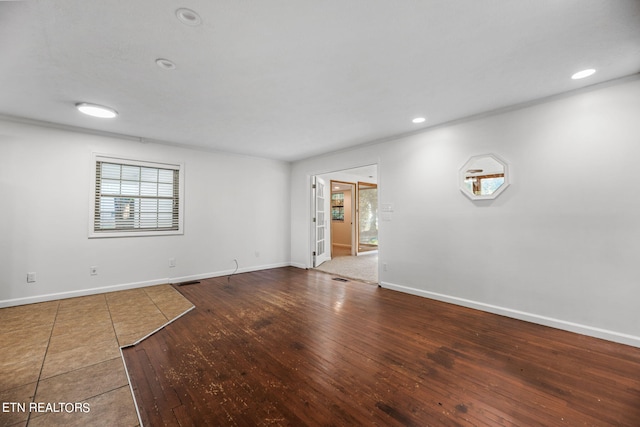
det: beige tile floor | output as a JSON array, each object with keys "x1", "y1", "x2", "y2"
[{"x1": 0, "y1": 285, "x2": 194, "y2": 427}]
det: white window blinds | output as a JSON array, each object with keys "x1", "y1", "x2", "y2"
[{"x1": 92, "y1": 156, "x2": 182, "y2": 236}]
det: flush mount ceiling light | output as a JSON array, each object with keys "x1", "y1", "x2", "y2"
[
  {"x1": 176, "y1": 8, "x2": 201, "y2": 26},
  {"x1": 571, "y1": 69, "x2": 596, "y2": 80},
  {"x1": 412, "y1": 117, "x2": 426, "y2": 124},
  {"x1": 75, "y1": 103, "x2": 118, "y2": 118},
  {"x1": 155, "y1": 58, "x2": 176, "y2": 70}
]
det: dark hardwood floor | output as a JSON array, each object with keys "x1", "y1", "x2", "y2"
[{"x1": 123, "y1": 267, "x2": 640, "y2": 426}]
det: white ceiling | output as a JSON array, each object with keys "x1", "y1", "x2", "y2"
[{"x1": 1, "y1": 1, "x2": 639, "y2": 162}]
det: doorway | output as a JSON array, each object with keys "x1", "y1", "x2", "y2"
[
  {"x1": 312, "y1": 165, "x2": 379, "y2": 283},
  {"x1": 330, "y1": 181, "x2": 356, "y2": 257}
]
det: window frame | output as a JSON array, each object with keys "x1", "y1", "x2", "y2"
[{"x1": 89, "y1": 153, "x2": 184, "y2": 238}]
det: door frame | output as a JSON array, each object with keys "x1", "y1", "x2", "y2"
[
  {"x1": 309, "y1": 163, "x2": 379, "y2": 270},
  {"x1": 329, "y1": 180, "x2": 356, "y2": 257}
]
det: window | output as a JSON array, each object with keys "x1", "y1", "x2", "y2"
[
  {"x1": 90, "y1": 155, "x2": 183, "y2": 237},
  {"x1": 331, "y1": 192, "x2": 344, "y2": 221}
]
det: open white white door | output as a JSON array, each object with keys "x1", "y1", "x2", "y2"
[{"x1": 313, "y1": 176, "x2": 329, "y2": 267}]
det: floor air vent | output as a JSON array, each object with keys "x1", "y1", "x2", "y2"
[
  {"x1": 332, "y1": 277, "x2": 349, "y2": 282},
  {"x1": 174, "y1": 280, "x2": 201, "y2": 286}
]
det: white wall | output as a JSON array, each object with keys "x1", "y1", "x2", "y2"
[
  {"x1": 0, "y1": 119, "x2": 291, "y2": 306},
  {"x1": 291, "y1": 76, "x2": 640, "y2": 347}
]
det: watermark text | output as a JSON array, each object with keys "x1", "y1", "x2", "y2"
[{"x1": 2, "y1": 402, "x2": 90, "y2": 413}]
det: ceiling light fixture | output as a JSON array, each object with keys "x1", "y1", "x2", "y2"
[
  {"x1": 155, "y1": 58, "x2": 176, "y2": 70},
  {"x1": 75, "y1": 103, "x2": 118, "y2": 118},
  {"x1": 412, "y1": 117, "x2": 426, "y2": 124},
  {"x1": 176, "y1": 8, "x2": 202, "y2": 26},
  {"x1": 571, "y1": 69, "x2": 596, "y2": 80}
]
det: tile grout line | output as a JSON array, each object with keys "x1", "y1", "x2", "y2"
[
  {"x1": 104, "y1": 293, "x2": 121, "y2": 348},
  {"x1": 143, "y1": 285, "x2": 192, "y2": 324},
  {"x1": 106, "y1": 292, "x2": 145, "y2": 427},
  {"x1": 25, "y1": 300, "x2": 61, "y2": 426},
  {"x1": 142, "y1": 287, "x2": 170, "y2": 323},
  {"x1": 27, "y1": 356, "x2": 122, "y2": 382}
]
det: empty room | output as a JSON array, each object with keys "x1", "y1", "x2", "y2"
[{"x1": 2, "y1": 1, "x2": 640, "y2": 426}]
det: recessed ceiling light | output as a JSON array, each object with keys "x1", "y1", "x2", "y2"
[
  {"x1": 176, "y1": 8, "x2": 201, "y2": 26},
  {"x1": 75, "y1": 103, "x2": 118, "y2": 118},
  {"x1": 571, "y1": 69, "x2": 596, "y2": 80},
  {"x1": 412, "y1": 117, "x2": 426, "y2": 124},
  {"x1": 156, "y1": 58, "x2": 176, "y2": 70}
]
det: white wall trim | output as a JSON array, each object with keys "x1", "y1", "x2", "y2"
[
  {"x1": 380, "y1": 281, "x2": 640, "y2": 349},
  {"x1": 167, "y1": 262, "x2": 292, "y2": 284},
  {"x1": 0, "y1": 262, "x2": 293, "y2": 308},
  {"x1": 0, "y1": 278, "x2": 169, "y2": 308},
  {"x1": 289, "y1": 262, "x2": 308, "y2": 269},
  {"x1": 0, "y1": 113, "x2": 292, "y2": 164}
]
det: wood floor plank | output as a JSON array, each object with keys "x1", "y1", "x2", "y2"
[
  {"x1": 124, "y1": 346, "x2": 180, "y2": 427},
  {"x1": 122, "y1": 267, "x2": 640, "y2": 426}
]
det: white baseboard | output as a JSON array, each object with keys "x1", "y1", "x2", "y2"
[
  {"x1": 0, "y1": 262, "x2": 293, "y2": 308},
  {"x1": 0, "y1": 278, "x2": 169, "y2": 308},
  {"x1": 167, "y1": 262, "x2": 292, "y2": 284},
  {"x1": 289, "y1": 262, "x2": 308, "y2": 270},
  {"x1": 380, "y1": 281, "x2": 640, "y2": 349}
]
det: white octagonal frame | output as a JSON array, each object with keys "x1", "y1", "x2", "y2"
[{"x1": 459, "y1": 153, "x2": 510, "y2": 201}]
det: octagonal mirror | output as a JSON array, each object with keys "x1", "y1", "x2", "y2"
[{"x1": 459, "y1": 154, "x2": 510, "y2": 200}]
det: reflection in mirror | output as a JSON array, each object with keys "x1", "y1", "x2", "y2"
[{"x1": 459, "y1": 154, "x2": 509, "y2": 200}]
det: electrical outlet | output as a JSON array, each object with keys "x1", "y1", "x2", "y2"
[
  {"x1": 169, "y1": 258, "x2": 176, "y2": 268},
  {"x1": 90, "y1": 266, "x2": 98, "y2": 276},
  {"x1": 254, "y1": 251, "x2": 260, "y2": 258},
  {"x1": 383, "y1": 263, "x2": 388, "y2": 272},
  {"x1": 26, "y1": 272, "x2": 36, "y2": 283}
]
